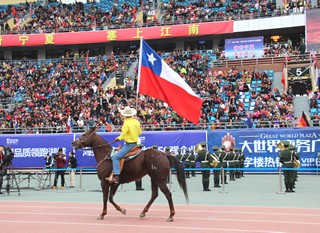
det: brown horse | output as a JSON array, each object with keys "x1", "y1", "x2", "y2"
[{"x1": 71, "y1": 126, "x2": 189, "y2": 222}]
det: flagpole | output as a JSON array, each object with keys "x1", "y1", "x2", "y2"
[{"x1": 135, "y1": 38, "x2": 143, "y2": 110}]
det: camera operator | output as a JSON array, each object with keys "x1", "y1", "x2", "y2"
[
  {"x1": 52, "y1": 148, "x2": 67, "y2": 190},
  {"x1": 0, "y1": 146, "x2": 5, "y2": 194},
  {"x1": 67, "y1": 151, "x2": 77, "y2": 188},
  {"x1": 0, "y1": 146, "x2": 14, "y2": 194}
]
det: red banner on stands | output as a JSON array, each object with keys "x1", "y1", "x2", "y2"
[{"x1": 0, "y1": 21, "x2": 233, "y2": 47}]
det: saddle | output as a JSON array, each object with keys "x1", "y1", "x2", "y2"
[{"x1": 107, "y1": 144, "x2": 143, "y2": 184}]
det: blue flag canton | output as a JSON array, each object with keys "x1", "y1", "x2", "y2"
[{"x1": 141, "y1": 40, "x2": 162, "y2": 76}]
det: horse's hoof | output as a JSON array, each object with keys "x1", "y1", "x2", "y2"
[
  {"x1": 167, "y1": 217, "x2": 173, "y2": 222},
  {"x1": 120, "y1": 208, "x2": 126, "y2": 215},
  {"x1": 97, "y1": 216, "x2": 104, "y2": 220},
  {"x1": 139, "y1": 213, "x2": 146, "y2": 218}
]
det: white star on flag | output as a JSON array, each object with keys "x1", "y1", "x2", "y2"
[
  {"x1": 147, "y1": 52, "x2": 156, "y2": 66},
  {"x1": 138, "y1": 39, "x2": 203, "y2": 124}
]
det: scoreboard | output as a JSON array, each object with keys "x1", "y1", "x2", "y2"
[{"x1": 287, "y1": 67, "x2": 310, "y2": 79}]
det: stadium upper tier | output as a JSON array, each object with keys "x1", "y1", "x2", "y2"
[{"x1": 0, "y1": 0, "x2": 310, "y2": 35}]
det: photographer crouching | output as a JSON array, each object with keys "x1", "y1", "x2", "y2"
[
  {"x1": 52, "y1": 148, "x2": 67, "y2": 190},
  {"x1": 0, "y1": 145, "x2": 14, "y2": 194}
]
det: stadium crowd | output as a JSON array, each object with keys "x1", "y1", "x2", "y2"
[
  {"x1": 0, "y1": 0, "x2": 313, "y2": 34},
  {"x1": 0, "y1": 1, "x2": 318, "y2": 133},
  {"x1": 1, "y1": 45, "x2": 318, "y2": 134}
]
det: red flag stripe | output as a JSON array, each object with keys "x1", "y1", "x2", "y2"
[
  {"x1": 138, "y1": 39, "x2": 203, "y2": 124},
  {"x1": 139, "y1": 66, "x2": 203, "y2": 124}
]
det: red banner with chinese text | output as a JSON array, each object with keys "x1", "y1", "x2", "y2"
[{"x1": 0, "y1": 21, "x2": 233, "y2": 47}]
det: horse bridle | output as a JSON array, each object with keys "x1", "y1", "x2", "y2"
[
  {"x1": 73, "y1": 130, "x2": 96, "y2": 149},
  {"x1": 74, "y1": 131, "x2": 117, "y2": 168},
  {"x1": 75, "y1": 131, "x2": 117, "y2": 150}
]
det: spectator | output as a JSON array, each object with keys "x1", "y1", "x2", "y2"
[
  {"x1": 298, "y1": 40, "x2": 306, "y2": 60},
  {"x1": 44, "y1": 153, "x2": 53, "y2": 169},
  {"x1": 52, "y1": 148, "x2": 67, "y2": 190},
  {"x1": 68, "y1": 151, "x2": 77, "y2": 188}
]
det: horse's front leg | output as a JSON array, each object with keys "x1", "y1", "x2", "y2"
[
  {"x1": 109, "y1": 184, "x2": 126, "y2": 215},
  {"x1": 97, "y1": 181, "x2": 109, "y2": 220}
]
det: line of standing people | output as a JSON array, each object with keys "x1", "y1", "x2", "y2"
[
  {"x1": 175, "y1": 143, "x2": 245, "y2": 191},
  {"x1": 45, "y1": 148, "x2": 77, "y2": 190}
]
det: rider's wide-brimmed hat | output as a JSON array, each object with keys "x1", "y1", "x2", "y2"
[{"x1": 120, "y1": 106, "x2": 137, "y2": 117}]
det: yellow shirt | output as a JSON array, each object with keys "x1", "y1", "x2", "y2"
[{"x1": 118, "y1": 117, "x2": 142, "y2": 143}]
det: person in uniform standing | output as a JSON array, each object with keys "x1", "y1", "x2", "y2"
[
  {"x1": 220, "y1": 145, "x2": 228, "y2": 184},
  {"x1": 289, "y1": 144, "x2": 300, "y2": 189},
  {"x1": 197, "y1": 142, "x2": 211, "y2": 191},
  {"x1": 211, "y1": 146, "x2": 221, "y2": 188},
  {"x1": 175, "y1": 148, "x2": 183, "y2": 163},
  {"x1": 164, "y1": 146, "x2": 171, "y2": 155},
  {"x1": 279, "y1": 141, "x2": 297, "y2": 192},
  {"x1": 184, "y1": 149, "x2": 191, "y2": 178},
  {"x1": 135, "y1": 178, "x2": 144, "y2": 191},
  {"x1": 234, "y1": 148, "x2": 241, "y2": 179},
  {"x1": 189, "y1": 150, "x2": 197, "y2": 177},
  {"x1": 228, "y1": 147, "x2": 236, "y2": 181},
  {"x1": 164, "y1": 146, "x2": 172, "y2": 184},
  {"x1": 239, "y1": 147, "x2": 245, "y2": 177}
]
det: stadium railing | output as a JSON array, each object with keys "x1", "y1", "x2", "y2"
[{"x1": 0, "y1": 119, "x2": 316, "y2": 134}]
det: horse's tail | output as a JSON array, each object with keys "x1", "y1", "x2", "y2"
[{"x1": 167, "y1": 155, "x2": 189, "y2": 204}]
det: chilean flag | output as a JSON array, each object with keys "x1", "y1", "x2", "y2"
[{"x1": 137, "y1": 39, "x2": 203, "y2": 124}]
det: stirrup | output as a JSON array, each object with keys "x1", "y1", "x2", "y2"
[{"x1": 106, "y1": 171, "x2": 114, "y2": 183}]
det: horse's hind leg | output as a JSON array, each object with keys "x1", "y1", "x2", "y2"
[
  {"x1": 109, "y1": 185, "x2": 126, "y2": 215},
  {"x1": 158, "y1": 182, "x2": 175, "y2": 222},
  {"x1": 139, "y1": 180, "x2": 159, "y2": 219},
  {"x1": 98, "y1": 181, "x2": 109, "y2": 220}
]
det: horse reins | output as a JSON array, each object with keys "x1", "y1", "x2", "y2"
[
  {"x1": 75, "y1": 133, "x2": 118, "y2": 168},
  {"x1": 96, "y1": 149, "x2": 112, "y2": 168},
  {"x1": 86, "y1": 139, "x2": 118, "y2": 168}
]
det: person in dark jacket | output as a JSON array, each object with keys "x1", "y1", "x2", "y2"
[
  {"x1": 52, "y1": 148, "x2": 67, "y2": 190},
  {"x1": 0, "y1": 146, "x2": 4, "y2": 194},
  {"x1": 298, "y1": 40, "x2": 306, "y2": 60},
  {"x1": 68, "y1": 151, "x2": 77, "y2": 188},
  {"x1": 197, "y1": 141, "x2": 211, "y2": 191},
  {"x1": 211, "y1": 146, "x2": 221, "y2": 188},
  {"x1": 280, "y1": 141, "x2": 298, "y2": 192},
  {"x1": 45, "y1": 153, "x2": 53, "y2": 168}
]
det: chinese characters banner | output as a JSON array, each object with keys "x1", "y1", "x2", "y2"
[
  {"x1": 0, "y1": 131, "x2": 205, "y2": 168},
  {"x1": 0, "y1": 21, "x2": 233, "y2": 47},
  {"x1": 225, "y1": 36, "x2": 264, "y2": 59},
  {"x1": 306, "y1": 9, "x2": 320, "y2": 52},
  {"x1": 208, "y1": 128, "x2": 320, "y2": 169}
]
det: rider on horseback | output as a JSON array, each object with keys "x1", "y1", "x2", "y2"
[{"x1": 112, "y1": 106, "x2": 142, "y2": 184}]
